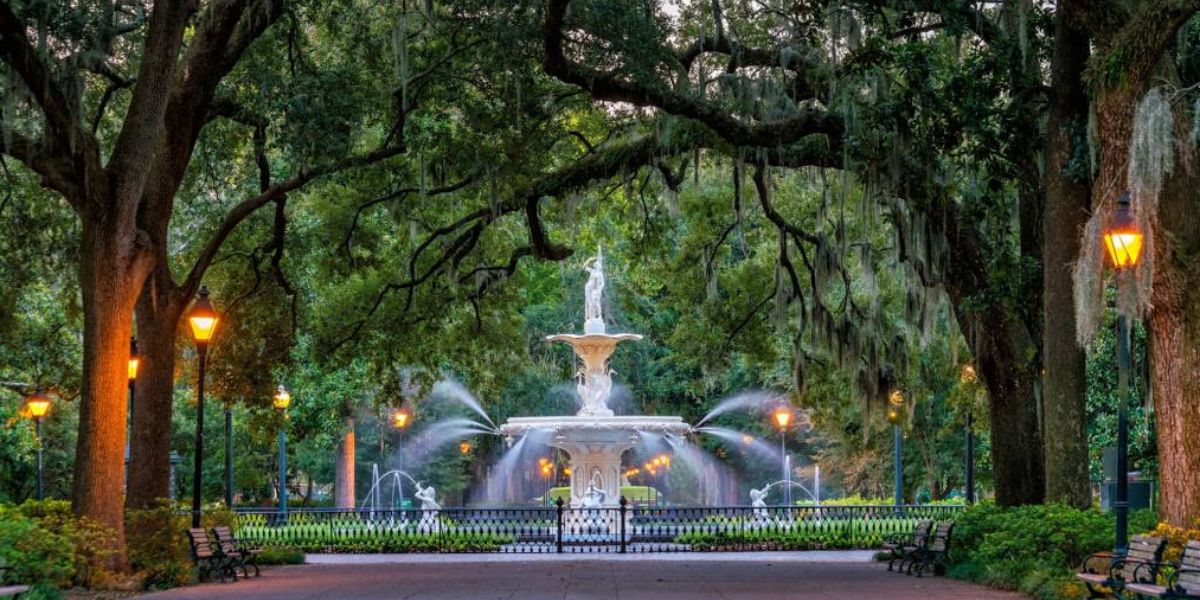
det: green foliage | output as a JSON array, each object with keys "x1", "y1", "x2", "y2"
[
  {"x1": 256, "y1": 547, "x2": 306, "y2": 565},
  {"x1": 947, "y1": 503, "x2": 1159, "y2": 600},
  {"x1": 796, "y1": 495, "x2": 964, "y2": 507},
  {"x1": 0, "y1": 505, "x2": 73, "y2": 593},
  {"x1": 9, "y1": 500, "x2": 116, "y2": 589},
  {"x1": 236, "y1": 514, "x2": 513, "y2": 553},
  {"x1": 546, "y1": 486, "x2": 659, "y2": 504},
  {"x1": 125, "y1": 503, "x2": 192, "y2": 590},
  {"x1": 674, "y1": 515, "x2": 939, "y2": 551}
]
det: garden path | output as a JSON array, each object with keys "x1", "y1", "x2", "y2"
[{"x1": 139, "y1": 552, "x2": 1026, "y2": 599}]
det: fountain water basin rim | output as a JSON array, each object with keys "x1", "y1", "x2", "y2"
[{"x1": 499, "y1": 415, "x2": 692, "y2": 441}]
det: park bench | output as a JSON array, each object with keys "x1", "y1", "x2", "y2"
[
  {"x1": 213, "y1": 525, "x2": 262, "y2": 579},
  {"x1": 1124, "y1": 540, "x2": 1200, "y2": 599},
  {"x1": 909, "y1": 521, "x2": 954, "y2": 577},
  {"x1": 187, "y1": 528, "x2": 235, "y2": 583},
  {"x1": 882, "y1": 520, "x2": 933, "y2": 573},
  {"x1": 1076, "y1": 535, "x2": 1167, "y2": 599}
]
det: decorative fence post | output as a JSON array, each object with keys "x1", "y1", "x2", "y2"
[
  {"x1": 619, "y1": 496, "x2": 628, "y2": 554},
  {"x1": 555, "y1": 498, "x2": 564, "y2": 553}
]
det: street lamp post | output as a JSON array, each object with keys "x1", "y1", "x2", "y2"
[
  {"x1": 1103, "y1": 192, "x2": 1143, "y2": 557},
  {"x1": 391, "y1": 407, "x2": 411, "y2": 511},
  {"x1": 961, "y1": 365, "x2": 978, "y2": 505},
  {"x1": 25, "y1": 390, "x2": 51, "y2": 500},
  {"x1": 186, "y1": 286, "x2": 219, "y2": 527},
  {"x1": 391, "y1": 408, "x2": 411, "y2": 470},
  {"x1": 888, "y1": 390, "x2": 906, "y2": 512},
  {"x1": 273, "y1": 385, "x2": 292, "y2": 520},
  {"x1": 772, "y1": 405, "x2": 793, "y2": 507},
  {"x1": 224, "y1": 402, "x2": 234, "y2": 509},
  {"x1": 539, "y1": 458, "x2": 553, "y2": 506}
]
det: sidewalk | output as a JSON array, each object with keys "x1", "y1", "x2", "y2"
[{"x1": 140, "y1": 552, "x2": 1027, "y2": 599}]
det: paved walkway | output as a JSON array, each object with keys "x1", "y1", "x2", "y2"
[{"x1": 140, "y1": 553, "x2": 1026, "y2": 599}]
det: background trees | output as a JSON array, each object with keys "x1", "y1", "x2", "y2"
[{"x1": 3, "y1": 0, "x2": 1200, "y2": 567}]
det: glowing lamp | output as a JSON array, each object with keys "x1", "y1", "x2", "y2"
[
  {"x1": 742, "y1": 434, "x2": 754, "y2": 445},
  {"x1": 272, "y1": 385, "x2": 292, "y2": 411},
  {"x1": 128, "y1": 337, "x2": 140, "y2": 381},
  {"x1": 887, "y1": 389, "x2": 905, "y2": 425},
  {"x1": 1104, "y1": 193, "x2": 1143, "y2": 269},
  {"x1": 25, "y1": 390, "x2": 51, "y2": 420},
  {"x1": 563, "y1": 467, "x2": 572, "y2": 476},
  {"x1": 773, "y1": 405, "x2": 793, "y2": 430},
  {"x1": 186, "y1": 287, "x2": 219, "y2": 344},
  {"x1": 960, "y1": 364, "x2": 976, "y2": 384},
  {"x1": 459, "y1": 441, "x2": 472, "y2": 455},
  {"x1": 391, "y1": 408, "x2": 411, "y2": 430}
]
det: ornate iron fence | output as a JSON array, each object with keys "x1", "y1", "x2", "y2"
[{"x1": 229, "y1": 500, "x2": 963, "y2": 554}]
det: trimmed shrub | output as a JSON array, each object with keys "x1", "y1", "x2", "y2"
[
  {"x1": 126, "y1": 502, "x2": 192, "y2": 590},
  {"x1": 257, "y1": 547, "x2": 305, "y2": 565},
  {"x1": 946, "y1": 502, "x2": 1159, "y2": 600}
]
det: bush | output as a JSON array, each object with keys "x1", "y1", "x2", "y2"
[
  {"x1": 2, "y1": 500, "x2": 118, "y2": 590},
  {"x1": 796, "y1": 495, "x2": 965, "y2": 507},
  {"x1": 1145, "y1": 519, "x2": 1200, "y2": 562},
  {"x1": 257, "y1": 547, "x2": 305, "y2": 565},
  {"x1": 946, "y1": 502, "x2": 1159, "y2": 600},
  {"x1": 0, "y1": 506, "x2": 74, "y2": 594},
  {"x1": 126, "y1": 502, "x2": 192, "y2": 590},
  {"x1": 673, "y1": 514, "x2": 939, "y2": 550}
]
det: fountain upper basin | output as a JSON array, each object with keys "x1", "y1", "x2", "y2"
[{"x1": 499, "y1": 415, "x2": 692, "y2": 440}]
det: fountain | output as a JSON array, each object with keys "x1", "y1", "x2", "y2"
[{"x1": 499, "y1": 248, "x2": 691, "y2": 507}]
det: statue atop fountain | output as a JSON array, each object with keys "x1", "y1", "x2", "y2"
[{"x1": 583, "y1": 249, "x2": 606, "y2": 334}]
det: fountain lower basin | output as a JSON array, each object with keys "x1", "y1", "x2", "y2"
[{"x1": 500, "y1": 416, "x2": 692, "y2": 507}]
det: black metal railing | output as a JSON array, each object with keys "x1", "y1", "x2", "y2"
[{"x1": 229, "y1": 500, "x2": 963, "y2": 554}]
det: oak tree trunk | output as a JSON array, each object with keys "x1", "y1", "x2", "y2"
[
  {"x1": 1041, "y1": 3, "x2": 1093, "y2": 508},
  {"x1": 970, "y1": 309, "x2": 1046, "y2": 507},
  {"x1": 74, "y1": 219, "x2": 143, "y2": 569},
  {"x1": 126, "y1": 276, "x2": 184, "y2": 509},
  {"x1": 335, "y1": 417, "x2": 356, "y2": 508},
  {"x1": 1150, "y1": 162, "x2": 1200, "y2": 526}
]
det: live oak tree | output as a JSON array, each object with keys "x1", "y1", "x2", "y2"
[
  {"x1": 1068, "y1": 0, "x2": 1200, "y2": 526},
  {"x1": 0, "y1": 0, "x2": 408, "y2": 563}
]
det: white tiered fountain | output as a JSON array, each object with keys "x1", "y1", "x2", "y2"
[{"x1": 499, "y1": 249, "x2": 691, "y2": 508}]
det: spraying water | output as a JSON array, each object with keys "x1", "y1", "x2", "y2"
[
  {"x1": 695, "y1": 390, "x2": 778, "y2": 428},
  {"x1": 431, "y1": 379, "x2": 498, "y2": 431}
]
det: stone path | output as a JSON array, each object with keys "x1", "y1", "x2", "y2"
[{"x1": 140, "y1": 553, "x2": 1026, "y2": 599}]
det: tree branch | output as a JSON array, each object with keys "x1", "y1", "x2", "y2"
[
  {"x1": 543, "y1": 0, "x2": 842, "y2": 148},
  {"x1": 181, "y1": 144, "x2": 406, "y2": 295}
]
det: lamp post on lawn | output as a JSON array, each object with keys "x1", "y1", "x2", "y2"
[
  {"x1": 539, "y1": 458, "x2": 553, "y2": 506},
  {"x1": 960, "y1": 364, "x2": 978, "y2": 505},
  {"x1": 224, "y1": 400, "x2": 234, "y2": 509},
  {"x1": 887, "y1": 390, "x2": 906, "y2": 512},
  {"x1": 1103, "y1": 192, "x2": 1143, "y2": 557},
  {"x1": 24, "y1": 389, "x2": 51, "y2": 500},
  {"x1": 391, "y1": 407, "x2": 412, "y2": 510},
  {"x1": 772, "y1": 405, "x2": 793, "y2": 507},
  {"x1": 186, "y1": 287, "x2": 219, "y2": 527},
  {"x1": 273, "y1": 385, "x2": 292, "y2": 519}
]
